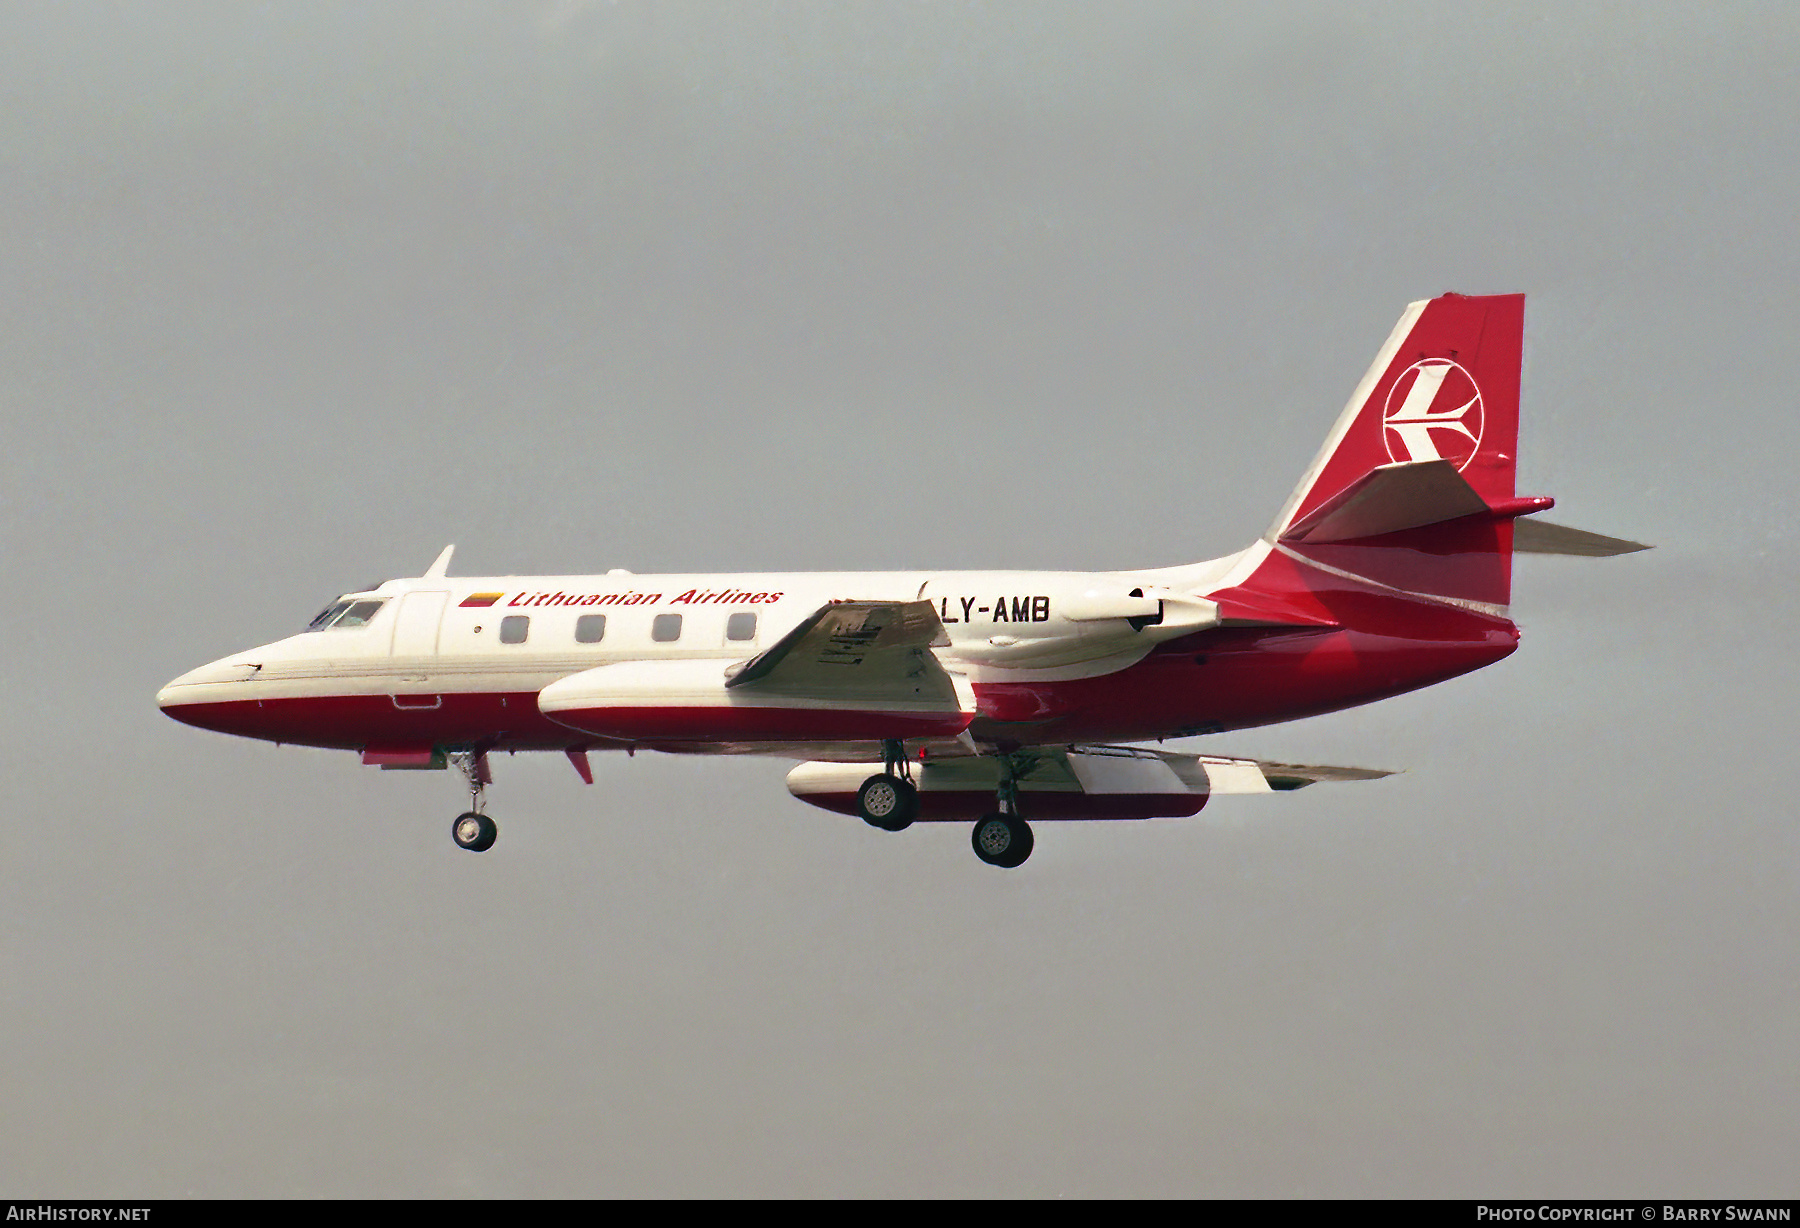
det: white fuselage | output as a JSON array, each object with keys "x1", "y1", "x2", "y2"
[{"x1": 155, "y1": 552, "x2": 1258, "y2": 756}]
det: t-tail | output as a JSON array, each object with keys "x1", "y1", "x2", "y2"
[{"x1": 1235, "y1": 292, "x2": 1644, "y2": 617}]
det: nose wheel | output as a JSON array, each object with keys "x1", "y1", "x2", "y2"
[
  {"x1": 453, "y1": 811, "x2": 498, "y2": 852},
  {"x1": 449, "y1": 749, "x2": 497, "y2": 853}
]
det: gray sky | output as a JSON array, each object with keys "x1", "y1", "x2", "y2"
[{"x1": 4, "y1": 0, "x2": 1796, "y2": 1197}]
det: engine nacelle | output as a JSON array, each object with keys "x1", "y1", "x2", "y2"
[
  {"x1": 946, "y1": 582, "x2": 1220, "y2": 668},
  {"x1": 1060, "y1": 588, "x2": 1165, "y2": 623}
]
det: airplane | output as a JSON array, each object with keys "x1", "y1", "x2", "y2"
[{"x1": 157, "y1": 292, "x2": 1645, "y2": 867}]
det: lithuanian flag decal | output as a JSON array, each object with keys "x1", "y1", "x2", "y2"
[{"x1": 459, "y1": 592, "x2": 505, "y2": 608}]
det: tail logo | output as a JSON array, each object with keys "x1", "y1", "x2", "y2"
[{"x1": 1382, "y1": 358, "x2": 1484, "y2": 470}]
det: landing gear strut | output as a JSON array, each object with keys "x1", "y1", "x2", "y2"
[
  {"x1": 971, "y1": 753, "x2": 1033, "y2": 868},
  {"x1": 449, "y1": 750, "x2": 497, "y2": 853},
  {"x1": 857, "y1": 739, "x2": 919, "y2": 832}
]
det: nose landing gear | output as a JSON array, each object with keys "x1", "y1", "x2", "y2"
[
  {"x1": 452, "y1": 811, "x2": 498, "y2": 852},
  {"x1": 449, "y1": 750, "x2": 497, "y2": 853}
]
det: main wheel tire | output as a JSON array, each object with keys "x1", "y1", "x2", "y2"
[
  {"x1": 971, "y1": 813, "x2": 1034, "y2": 868},
  {"x1": 452, "y1": 811, "x2": 498, "y2": 853},
  {"x1": 857, "y1": 774, "x2": 918, "y2": 832}
]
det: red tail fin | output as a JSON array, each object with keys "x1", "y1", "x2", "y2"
[
  {"x1": 1271, "y1": 293, "x2": 1524, "y2": 537},
  {"x1": 1265, "y1": 293, "x2": 1528, "y2": 609}
]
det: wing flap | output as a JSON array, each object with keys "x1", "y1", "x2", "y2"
[
  {"x1": 1066, "y1": 751, "x2": 1190, "y2": 794},
  {"x1": 1063, "y1": 745, "x2": 1394, "y2": 795}
]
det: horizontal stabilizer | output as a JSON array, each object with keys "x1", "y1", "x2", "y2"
[
  {"x1": 1281, "y1": 460, "x2": 1487, "y2": 543},
  {"x1": 1513, "y1": 518, "x2": 1650, "y2": 556},
  {"x1": 1280, "y1": 460, "x2": 1552, "y2": 544}
]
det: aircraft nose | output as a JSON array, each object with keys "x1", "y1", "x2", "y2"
[{"x1": 156, "y1": 659, "x2": 263, "y2": 716}]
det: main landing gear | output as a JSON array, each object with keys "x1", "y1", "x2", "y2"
[
  {"x1": 970, "y1": 754, "x2": 1033, "y2": 869},
  {"x1": 971, "y1": 813, "x2": 1033, "y2": 869},
  {"x1": 449, "y1": 750, "x2": 497, "y2": 853},
  {"x1": 856, "y1": 740, "x2": 919, "y2": 832},
  {"x1": 856, "y1": 741, "x2": 1037, "y2": 867}
]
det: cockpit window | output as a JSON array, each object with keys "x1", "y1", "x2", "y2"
[
  {"x1": 333, "y1": 600, "x2": 385, "y2": 628},
  {"x1": 305, "y1": 598, "x2": 386, "y2": 631},
  {"x1": 307, "y1": 602, "x2": 352, "y2": 631}
]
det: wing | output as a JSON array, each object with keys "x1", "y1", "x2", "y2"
[
  {"x1": 725, "y1": 599, "x2": 966, "y2": 714},
  {"x1": 786, "y1": 742, "x2": 1393, "y2": 820},
  {"x1": 1060, "y1": 744, "x2": 1393, "y2": 794}
]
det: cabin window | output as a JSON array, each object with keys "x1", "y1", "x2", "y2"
[
  {"x1": 651, "y1": 613, "x2": 683, "y2": 642},
  {"x1": 500, "y1": 615, "x2": 530, "y2": 644},
  {"x1": 575, "y1": 614, "x2": 607, "y2": 644},
  {"x1": 726, "y1": 612, "x2": 757, "y2": 641}
]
